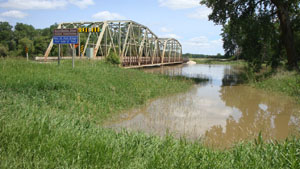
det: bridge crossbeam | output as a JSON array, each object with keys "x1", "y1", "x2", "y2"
[{"x1": 44, "y1": 20, "x2": 183, "y2": 67}]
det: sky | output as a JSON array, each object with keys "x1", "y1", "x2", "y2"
[{"x1": 0, "y1": 0, "x2": 224, "y2": 55}]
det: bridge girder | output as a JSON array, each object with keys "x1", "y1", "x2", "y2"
[{"x1": 44, "y1": 20, "x2": 182, "y2": 66}]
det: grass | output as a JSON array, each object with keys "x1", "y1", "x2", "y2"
[
  {"x1": 252, "y1": 70, "x2": 300, "y2": 102},
  {"x1": 0, "y1": 59, "x2": 193, "y2": 123},
  {"x1": 236, "y1": 65, "x2": 300, "y2": 103},
  {"x1": 192, "y1": 58, "x2": 246, "y2": 65},
  {"x1": 1, "y1": 58, "x2": 300, "y2": 168}
]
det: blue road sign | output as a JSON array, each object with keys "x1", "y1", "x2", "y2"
[{"x1": 53, "y1": 36, "x2": 78, "y2": 44}]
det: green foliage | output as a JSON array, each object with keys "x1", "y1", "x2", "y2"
[
  {"x1": 0, "y1": 22, "x2": 13, "y2": 47},
  {"x1": 14, "y1": 22, "x2": 37, "y2": 42},
  {"x1": 237, "y1": 66, "x2": 300, "y2": 102},
  {"x1": 33, "y1": 36, "x2": 49, "y2": 56},
  {"x1": 192, "y1": 58, "x2": 246, "y2": 65},
  {"x1": 201, "y1": 0, "x2": 300, "y2": 70},
  {"x1": 0, "y1": 22, "x2": 60, "y2": 58},
  {"x1": 0, "y1": 44, "x2": 8, "y2": 57},
  {"x1": 18, "y1": 37, "x2": 34, "y2": 57},
  {"x1": 220, "y1": 11, "x2": 279, "y2": 72},
  {"x1": 183, "y1": 53, "x2": 225, "y2": 58},
  {"x1": 254, "y1": 70, "x2": 300, "y2": 102},
  {"x1": 105, "y1": 50, "x2": 120, "y2": 65},
  {"x1": 1, "y1": 59, "x2": 300, "y2": 168}
]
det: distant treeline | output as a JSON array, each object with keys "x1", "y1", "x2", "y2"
[
  {"x1": 0, "y1": 22, "x2": 93, "y2": 58},
  {"x1": 183, "y1": 53, "x2": 225, "y2": 59},
  {"x1": 0, "y1": 22, "x2": 59, "y2": 58}
]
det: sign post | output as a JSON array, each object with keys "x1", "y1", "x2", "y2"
[
  {"x1": 58, "y1": 44, "x2": 61, "y2": 65},
  {"x1": 78, "y1": 34, "x2": 81, "y2": 58},
  {"x1": 72, "y1": 44, "x2": 75, "y2": 68},
  {"x1": 53, "y1": 28, "x2": 78, "y2": 68},
  {"x1": 25, "y1": 47, "x2": 28, "y2": 61}
]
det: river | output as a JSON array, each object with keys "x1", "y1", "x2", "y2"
[{"x1": 106, "y1": 64, "x2": 300, "y2": 148}]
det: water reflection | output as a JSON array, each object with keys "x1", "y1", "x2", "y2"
[
  {"x1": 205, "y1": 85, "x2": 300, "y2": 147},
  {"x1": 106, "y1": 64, "x2": 300, "y2": 148}
]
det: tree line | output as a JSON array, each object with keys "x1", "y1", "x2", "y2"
[
  {"x1": 0, "y1": 22, "x2": 59, "y2": 58},
  {"x1": 182, "y1": 53, "x2": 224, "y2": 58},
  {"x1": 201, "y1": 0, "x2": 300, "y2": 71}
]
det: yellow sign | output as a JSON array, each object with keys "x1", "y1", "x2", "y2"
[
  {"x1": 80, "y1": 45, "x2": 84, "y2": 53},
  {"x1": 78, "y1": 27, "x2": 100, "y2": 33}
]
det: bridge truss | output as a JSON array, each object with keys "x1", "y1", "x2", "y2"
[{"x1": 44, "y1": 20, "x2": 182, "y2": 67}]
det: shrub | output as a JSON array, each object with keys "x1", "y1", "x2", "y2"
[
  {"x1": 105, "y1": 51, "x2": 120, "y2": 65},
  {"x1": 0, "y1": 44, "x2": 8, "y2": 57}
]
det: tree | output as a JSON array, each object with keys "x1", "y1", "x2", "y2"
[
  {"x1": 33, "y1": 36, "x2": 49, "y2": 56},
  {"x1": 201, "y1": 0, "x2": 299, "y2": 70},
  {"x1": 221, "y1": 14, "x2": 279, "y2": 71},
  {"x1": 0, "y1": 44, "x2": 8, "y2": 57},
  {"x1": 18, "y1": 37, "x2": 34, "y2": 57},
  {"x1": 0, "y1": 22, "x2": 13, "y2": 47},
  {"x1": 14, "y1": 23, "x2": 37, "y2": 42}
]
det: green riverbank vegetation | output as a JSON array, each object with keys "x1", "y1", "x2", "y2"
[
  {"x1": 239, "y1": 68, "x2": 300, "y2": 103},
  {"x1": 191, "y1": 57, "x2": 300, "y2": 103},
  {"x1": 191, "y1": 58, "x2": 246, "y2": 65},
  {"x1": 1, "y1": 58, "x2": 300, "y2": 168},
  {"x1": 254, "y1": 71, "x2": 300, "y2": 102}
]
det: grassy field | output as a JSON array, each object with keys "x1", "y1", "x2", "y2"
[
  {"x1": 251, "y1": 70, "x2": 300, "y2": 103},
  {"x1": 191, "y1": 58, "x2": 245, "y2": 65},
  {"x1": 1, "y1": 59, "x2": 300, "y2": 168}
]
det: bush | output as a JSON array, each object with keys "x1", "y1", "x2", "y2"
[
  {"x1": 105, "y1": 51, "x2": 120, "y2": 65},
  {"x1": 0, "y1": 44, "x2": 8, "y2": 57}
]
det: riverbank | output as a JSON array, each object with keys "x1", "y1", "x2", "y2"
[
  {"x1": 1, "y1": 59, "x2": 299, "y2": 168},
  {"x1": 239, "y1": 67, "x2": 300, "y2": 103},
  {"x1": 191, "y1": 58, "x2": 245, "y2": 65},
  {"x1": 193, "y1": 57, "x2": 300, "y2": 103},
  {"x1": 256, "y1": 72, "x2": 300, "y2": 102}
]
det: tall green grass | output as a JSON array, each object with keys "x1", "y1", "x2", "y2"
[
  {"x1": 254, "y1": 71, "x2": 300, "y2": 102},
  {"x1": 239, "y1": 68, "x2": 300, "y2": 102},
  {"x1": 0, "y1": 59, "x2": 192, "y2": 122},
  {"x1": 1, "y1": 59, "x2": 300, "y2": 168},
  {"x1": 192, "y1": 58, "x2": 246, "y2": 65}
]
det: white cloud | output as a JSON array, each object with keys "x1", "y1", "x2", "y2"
[
  {"x1": 69, "y1": 0, "x2": 94, "y2": 9},
  {"x1": 184, "y1": 36, "x2": 223, "y2": 48},
  {"x1": 160, "y1": 33, "x2": 181, "y2": 39},
  {"x1": 160, "y1": 27, "x2": 171, "y2": 33},
  {"x1": 0, "y1": 10, "x2": 28, "y2": 19},
  {"x1": 158, "y1": 0, "x2": 199, "y2": 10},
  {"x1": 92, "y1": 11, "x2": 125, "y2": 20},
  {"x1": 187, "y1": 7, "x2": 211, "y2": 20},
  {"x1": 0, "y1": 0, "x2": 94, "y2": 10},
  {"x1": 184, "y1": 36, "x2": 210, "y2": 47},
  {"x1": 0, "y1": 17, "x2": 7, "y2": 21},
  {"x1": 182, "y1": 36, "x2": 224, "y2": 54},
  {"x1": 0, "y1": 0, "x2": 67, "y2": 9}
]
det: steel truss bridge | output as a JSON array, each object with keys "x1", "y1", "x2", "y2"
[{"x1": 44, "y1": 20, "x2": 183, "y2": 67}]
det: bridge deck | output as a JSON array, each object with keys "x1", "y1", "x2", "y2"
[
  {"x1": 35, "y1": 56, "x2": 184, "y2": 68},
  {"x1": 124, "y1": 61, "x2": 183, "y2": 69}
]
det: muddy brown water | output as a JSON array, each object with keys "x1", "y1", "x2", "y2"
[{"x1": 106, "y1": 64, "x2": 300, "y2": 148}]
